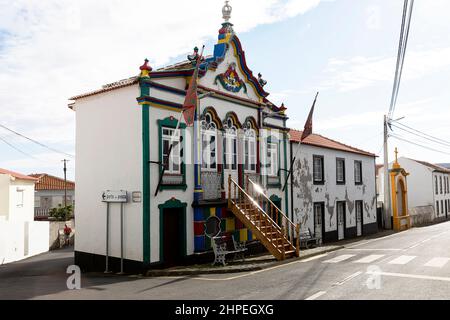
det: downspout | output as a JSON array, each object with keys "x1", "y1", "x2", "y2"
[{"x1": 290, "y1": 140, "x2": 294, "y2": 222}]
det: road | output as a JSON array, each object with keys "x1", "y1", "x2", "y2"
[{"x1": 1, "y1": 221, "x2": 450, "y2": 300}]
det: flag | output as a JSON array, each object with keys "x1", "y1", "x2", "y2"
[
  {"x1": 301, "y1": 92, "x2": 319, "y2": 141},
  {"x1": 182, "y1": 46, "x2": 204, "y2": 126}
]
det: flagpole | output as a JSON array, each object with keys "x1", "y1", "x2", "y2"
[{"x1": 281, "y1": 92, "x2": 319, "y2": 192}]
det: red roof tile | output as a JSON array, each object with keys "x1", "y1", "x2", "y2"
[
  {"x1": 0, "y1": 168, "x2": 38, "y2": 181},
  {"x1": 290, "y1": 130, "x2": 376, "y2": 157},
  {"x1": 28, "y1": 173, "x2": 75, "y2": 191}
]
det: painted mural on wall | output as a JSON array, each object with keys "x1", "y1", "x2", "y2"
[{"x1": 214, "y1": 63, "x2": 247, "y2": 93}]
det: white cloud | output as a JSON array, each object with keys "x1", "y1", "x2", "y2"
[
  {"x1": 0, "y1": 0, "x2": 326, "y2": 174},
  {"x1": 319, "y1": 47, "x2": 450, "y2": 92}
]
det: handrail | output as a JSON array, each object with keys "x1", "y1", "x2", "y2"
[
  {"x1": 228, "y1": 176, "x2": 282, "y2": 234},
  {"x1": 247, "y1": 178, "x2": 297, "y2": 233}
]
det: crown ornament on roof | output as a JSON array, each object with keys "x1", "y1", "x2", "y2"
[
  {"x1": 222, "y1": 1, "x2": 232, "y2": 22},
  {"x1": 139, "y1": 58, "x2": 152, "y2": 78}
]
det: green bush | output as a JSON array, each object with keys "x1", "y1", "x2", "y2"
[{"x1": 49, "y1": 205, "x2": 73, "y2": 221}]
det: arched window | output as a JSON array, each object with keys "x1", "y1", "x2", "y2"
[
  {"x1": 201, "y1": 113, "x2": 217, "y2": 170},
  {"x1": 223, "y1": 117, "x2": 238, "y2": 171},
  {"x1": 243, "y1": 119, "x2": 257, "y2": 172}
]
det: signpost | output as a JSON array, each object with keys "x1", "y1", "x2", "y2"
[{"x1": 102, "y1": 190, "x2": 128, "y2": 274}]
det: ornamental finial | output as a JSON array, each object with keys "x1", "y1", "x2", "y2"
[
  {"x1": 222, "y1": 1, "x2": 232, "y2": 22},
  {"x1": 139, "y1": 58, "x2": 152, "y2": 78}
]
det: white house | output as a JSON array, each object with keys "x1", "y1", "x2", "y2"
[
  {"x1": 29, "y1": 173, "x2": 75, "y2": 219},
  {"x1": 377, "y1": 157, "x2": 450, "y2": 224},
  {"x1": 289, "y1": 130, "x2": 378, "y2": 243},
  {"x1": 0, "y1": 168, "x2": 49, "y2": 264}
]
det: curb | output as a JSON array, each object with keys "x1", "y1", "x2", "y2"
[{"x1": 144, "y1": 245, "x2": 344, "y2": 277}]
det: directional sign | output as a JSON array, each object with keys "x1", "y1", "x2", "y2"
[{"x1": 102, "y1": 190, "x2": 128, "y2": 203}]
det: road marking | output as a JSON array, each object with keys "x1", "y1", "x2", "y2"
[
  {"x1": 323, "y1": 254, "x2": 355, "y2": 263},
  {"x1": 193, "y1": 253, "x2": 331, "y2": 281},
  {"x1": 367, "y1": 270, "x2": 450, "y2": 283},
  {"x1": 346, "y1": 231, "x2": 405, "y2": 248},
  {"x1": 346, "y1": 248, "x2": 402, "y2": 251},
  {"x1": 353, "y1": 254, "x2": 385, "y2": 264},
  {"x1": 300, "y1": 253, "x2": 329, "y2": 262},
  {"x1": 332, "y1": 271, "x2": 363, "y2": 286},
  {"x1": 424, "y1": 257, "x2": 450, "y2": 268},
  {"x1": 405, "y1": 231, "x2": 449, "y2": 250},
  {"x1": 388, "y1": 255, "x2": 416, "y2": 265},
  {"x1": 305, "y1": 291, "x2": 326, "y2": 300}
]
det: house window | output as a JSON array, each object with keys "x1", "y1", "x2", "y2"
[
  {"x1": 354, "y1": 160, "x2": 362, "y2": 184},
  {"x1": 244, "y1": 128, "x2": 256, "y2": 172},
  {"x1": 34, "y1": 197, "x2": 41, "y2": 208},
  {"x1": 441, "y1": 200, "x2": 444, "y2": 214},
  {"x1": 201, "y1": 113, "x2": 217, "y2": 170},
  {"x1": 17, "y1": 189, "x2": 24, "y2": 207},
  {"x1": 440, "y1": 176, "x2": 443, "y2": 194},
  {"x1": 157, "y1": 117, "x2": 187, "y2": 191},
  {"x1": 336, "y1": 158, "x2": 346, "y2": 184},
  {"x1": 435, "y1": 176, "x2": 438, "y2": 195},
  {"x1": 314, "y1": 203, "x2": 323, "y2": 226},
  {"x1": 313, "y1": 155, "x2": 324, "y2": 184},
  {"x1": 162, "y1": 127, "x2": 181, "y2": 174},
  {"x1": 266, "y1": 142, "x2": 279, "y2": 176},
  {"x1": 436, "y1": 201, "x2": 439, "y2": 216},
  {"x1": 224, "y1": 130, "x2": 237, "y2": 171}
]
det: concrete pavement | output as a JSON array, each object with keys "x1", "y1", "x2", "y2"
[{"x1": 1, "y1": 221, "x2": 450, "y2": 299}]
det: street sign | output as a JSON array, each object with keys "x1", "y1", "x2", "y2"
[{"x1": 102, "y1": 190, "x2": 128, "y2": 203}]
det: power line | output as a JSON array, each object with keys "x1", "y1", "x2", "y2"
[
  {"x1": 390, "y1": 134, "x2": 450, "y2": 156},
  {"x1": 0, "y1": 123, "x2": 74, "y2": 158},
  {"x1": 388, "y1": 0, "x2": 414, "y2": 120},
  {"x1": 390, "y1": 122, "x2": 450, "y2": 147},
  {"x1": 0, "y1": 135, "x2": 37, "y2": 159}
]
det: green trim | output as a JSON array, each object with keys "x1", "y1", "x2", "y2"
[
  {"x1": 157, "y1": 117, "x2": 187, "y2": 191},
  {"x1": 142, "y1": 105, "x2": 150, "y2": 264},
  {"x1": 269, "y1": 194, "x2": 282, "y2": 225},
  {"x1": 158, "y1": 198, "x2": 188, "y2": 263}
]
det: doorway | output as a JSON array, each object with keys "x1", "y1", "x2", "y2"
[
  {"x1": 313, "y1": 202, "x2": 324, "y2": 244},
  {"x1": 356, "y1": 201, "x2": 363, "y2": 237},
  {"x1": 159, "y1": 199, "x2": 187, "y2": 267},
  {"x1": 337, "y1": 202, "x2": 346, "y2": 241}
]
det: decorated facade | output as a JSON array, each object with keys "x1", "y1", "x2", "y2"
[{"x1": 70, "y1": 2, "x2": 294, "y2": 271}]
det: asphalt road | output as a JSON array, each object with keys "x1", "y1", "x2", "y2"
[{"x1": 1, "y1": 221, "x2": 450, "y2": 300}]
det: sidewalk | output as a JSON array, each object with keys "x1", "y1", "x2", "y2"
[{"x1": 145, "y1": 229, "x2": 394, "y2": 277}]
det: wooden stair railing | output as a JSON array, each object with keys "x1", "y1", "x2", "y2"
[{"x1": 227, "y1": 175, "x2": 300, "y2": 260}]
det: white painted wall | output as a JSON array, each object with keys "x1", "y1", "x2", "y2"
[
  {"x1": 74, "y1": 84, "x2": 144, "y2": 262},
  {"x1": 0, "y1": 220, "x2": 49, "y2": 265},
  {"x1": 291, "y1": 143, "x2": 377, "y2": 235}
]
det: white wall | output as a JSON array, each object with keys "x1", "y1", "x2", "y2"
[
  {"x1": 291, "y1": 143, "x2": 377, "y2": 235},
  {"x1": 0, "y1": 220, "x2": 49, "y2": 265},
  {"x1": 74, "y1": 84, "x2": 144, "y2": 262},
  {"x1": 8, "y1": 179, "x2": 35, "y2": 222},
  {"x1": 0, "y1": 175, "x2": 9, "y2": 218}
]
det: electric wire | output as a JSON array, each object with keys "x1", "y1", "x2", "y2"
[
  {"x1": 0, "y1": 123, "x2": 74, "y2": 158},
  {"x1": 0, "y1": 135, "x2": 37, "y2": 159},
  {"x1": 390, "y1": 134, "x2": 450, "y2": 156},
  {"x1": 390, "y1": 122, "x2": 450, "y2": 147}
]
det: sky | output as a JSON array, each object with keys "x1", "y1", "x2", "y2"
[{"x1": 1, "y1": 0, "x2": 450, "y2": 181}]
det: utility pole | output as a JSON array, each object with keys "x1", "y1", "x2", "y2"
[
  {"x1": 62, "y1": 159, "x2": 69, "y2": 207},
  {"x1": 383, "y1": 115, "x2": 392, "y2": 229}
]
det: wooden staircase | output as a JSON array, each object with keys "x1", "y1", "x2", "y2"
[{"x1": 227, "y1": 175, "x2": 300, "y2": 261}]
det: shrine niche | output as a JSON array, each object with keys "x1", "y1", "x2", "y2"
[
  {"x1": 390, "y1": 148, "x2": 411, "y2": 231},
  {"x1": 214, "y1": 63, "x2": 247, "y2": 93}
]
